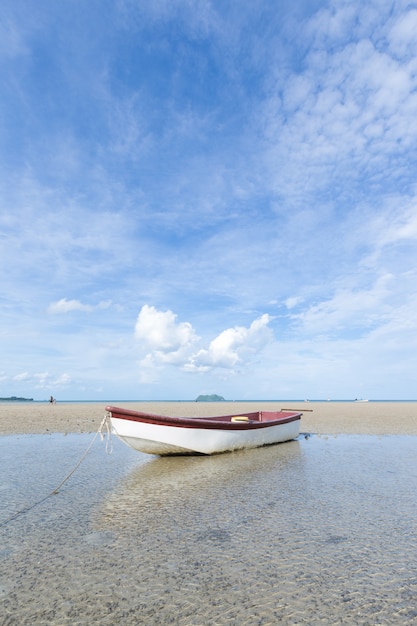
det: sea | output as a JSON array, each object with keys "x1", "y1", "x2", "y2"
[
  {"x1": 2, "y1": 398, "x2": 416, "y2": 402},
  {"x1": 1, "y1": 426, "x2": 416, "y2": 625}
]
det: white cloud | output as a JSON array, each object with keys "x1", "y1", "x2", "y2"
[
  {"x1": 47, "y1": 298, "x2": 113, "y2": 314},
  {"x1": 51, "y1": 373, "x2": 72, "y2": 387},
  {"x1": 388, "y1": 9, "x2": 417, "y2": 56},
  {"x1": 135, "y1": 307, "x2": 273, "y2": 375},
  {"x1": 285, "y1": 297, "x2": 303, "y2": 310},
  {"x1": 135, "y1": 305, "x2": 200, "y2": 367},
  {"x1": 48, "y1": 299, "x2": 93, "y2": 314},
  {"x1": 13, "y1": 372, "x2": 30, "y2": 381},
  {"x1": 378, "y1": 203, "x2": 417, "y2": 245},
  {"x1": 259, "y1": 3, "x2": 417, "y2": 212},
  {"x1": 135, "y1": 305, "x2": 199, "y2": 352},
  {"x1": 32, "y1": 372, "x2": 51, "y2": 387},
  {"x1": 289, "y1": 272, "x2": 416, "y2": 338},
  {"x1": 189, "y1": 314, "x2": 273, "y2": 370},
  {"x1": 8, "y1": 371, "x2": 72, "y2": 390}
]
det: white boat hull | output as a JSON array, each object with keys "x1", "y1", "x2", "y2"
[{"x1": 110, "y1": 416, "x2": 300, "y2": 455}]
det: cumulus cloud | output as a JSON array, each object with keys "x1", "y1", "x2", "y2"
[
  {"x1": 188, "y1": 314, "x2": 273, "y2": 371},
  {"x1": 135, "y1": 306, "x2": 273, "y2": 375},
  {"x1": 135, "y1": 305, "x2": 199, "y2": 366}
]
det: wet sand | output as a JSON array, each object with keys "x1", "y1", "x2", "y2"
[
  {"x1": 1, "y1": 432, "x2": 416, "y2": 625},
  {"x1": 1, "y1": 400, "x2": 417, "y2": 435}
]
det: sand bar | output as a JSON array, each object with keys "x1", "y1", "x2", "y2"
[{"x1": 1, "y1": 401, "x2": 417, "y2": 436}]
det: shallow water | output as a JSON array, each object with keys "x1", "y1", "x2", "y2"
[{"x1": 1, "y1": 433, "x2": 416, "y2": 625}]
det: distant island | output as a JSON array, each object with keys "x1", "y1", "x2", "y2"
[
  {"x1": 0, "y1": 396, "x2": 33, "y2": 401},
  {"x1": 195, "y1": 394, "x2": 225, "y2": 402}
]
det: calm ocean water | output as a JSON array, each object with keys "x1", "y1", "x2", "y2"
[
  {"x1": 1, "y1": 432, "x2": 416, "y2": 625},
  {"x1": 3, "y1": 399, "x2": 417, "y2": 404}
]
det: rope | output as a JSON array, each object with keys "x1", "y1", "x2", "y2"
[
  {"x1": 0, "y1": 414, "x2": 113, "y2": 528},
  {"x1": 101, "y1": 412, "x2": 113, "y2": 454}
]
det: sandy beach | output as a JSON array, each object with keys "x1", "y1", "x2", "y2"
[{"x1": 1, "y1": 400, "x2": 417, "y2": 436}]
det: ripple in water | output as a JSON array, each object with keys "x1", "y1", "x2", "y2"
[{"x1": 0, "y1": 433, "x2": 416, "y2": 624}]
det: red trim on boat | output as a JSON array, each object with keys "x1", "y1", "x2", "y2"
[{"x1": 105, "y1": 406, "x2": 302, "y2": 430}]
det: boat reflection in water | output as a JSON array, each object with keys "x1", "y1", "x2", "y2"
[{"x1": 96, "y1": 439, "x2": 303, "y2": 531}]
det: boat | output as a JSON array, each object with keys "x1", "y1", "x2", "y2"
[{"x1": 105, "y1": 406, "x2": 303, "y2": 456}]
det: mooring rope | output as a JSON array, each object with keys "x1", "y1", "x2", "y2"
[{"x1": 0, "y1": 414, "x2": 112, "y2": 528}]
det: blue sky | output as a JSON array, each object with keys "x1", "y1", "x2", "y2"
[{"x1": 1, "y1": 0, "x2": 417, "y2": 401}]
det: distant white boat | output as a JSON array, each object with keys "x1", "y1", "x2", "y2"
[{"x1": 354, "y1": 399, "x2": 369, "y2": 402}]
